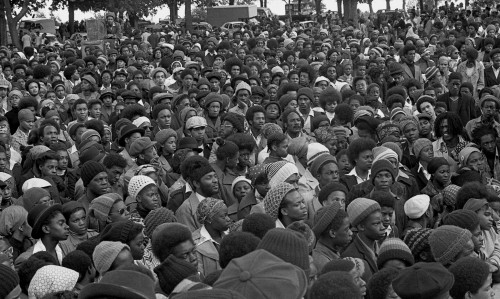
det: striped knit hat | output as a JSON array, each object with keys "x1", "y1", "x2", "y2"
[
  {"x1": 263, "y1": 182, "x2": 296, "y2": 221},
  {"x1": 377, "y1": 238, "x2": 415, "y2": 269},
  {"x1": 425, "y1": 66, "x2": 439, "y2": 80},
  {"x1": 403, "y1": 228, "x2": 433, "y2": 260},
  {"x1": 312, "y1": 201, "x2": 342, "y2": 238},
  {"x1": 347, "y1": 198, "x2": 381, "y2": 227},
  {"x1": 266, "y1": 161, "x2": 299, "y2": 188},
  {"x1": 429, "y1": 225, "x2": 472, "y2": 266},
  {"x1": 306, "y1": 143, "x2": 330, "y2": 167}
]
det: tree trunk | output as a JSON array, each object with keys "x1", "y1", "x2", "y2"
[
  {"x1": 298, "y1": 0, "x2": 301, "y2": 14},
  {"x1": 185, "y1": 0, "x2": 192, "y2": 33},
  {"x1": 260, "y1": 0, "x2": 263, "y2": 7},
  {"x1": 169, "y1": 2, "x2": 175, "y2": 22},
  {"x1": 4, "y1": 0, "x2": 29, "y2": 50},
  {"x1": 264, "y1": 0, "x2": 267, "y2": 7},
  {"x1": 315, "y1": 0, "x2": 322, "y2": 23},
  {"x1": 68, "y1": 1, "x2": 75, "y2": 35},
  {"x1": 386, "y1": 0, "x2": 390, "y2": 9},
  {"x1": 402, "y1": 0, "x2": 406, "y2": 11},
  {"x1": 0, "y1": 0, "x2": 6, "y2": 45},
  {"x1": 368, "y1": 0, "x2": 373, "y2": 13},
  {"x1": 343, "y1": 0, "x2": 357, "y2": 23}
]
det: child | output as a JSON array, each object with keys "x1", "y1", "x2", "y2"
[
  {"x1": 88, "y1": 100, "x2": 102, "y2": 121},
  {"x1": 319, "y1": 87, "x2": 341, "y2": 124},
  {"x1": 370, "y1": 191, "x2": 398, "y2": 240},
  {"x1": 336, "y1": 149, "x2": 353, "y2": 176},
  {"x1": 59, "y1": 201, "x2": 98, "y2": 256},
  {"x1": 228, "y1": 176, "x2": 252, "y2": 221},
  {"x1": 318, "y1": 182, "x2": 348, "y2": 210},
  {"x1": 377, "y1": 238, "x2": 414, "y2": 270}
]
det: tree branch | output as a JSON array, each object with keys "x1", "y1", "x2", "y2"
[{"x1": 13, "y1": 0, "x2": 30, "y2": 23}]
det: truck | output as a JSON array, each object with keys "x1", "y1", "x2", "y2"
[{"x1": 206, "y1": 5, "x2": 258, "y2": 27}]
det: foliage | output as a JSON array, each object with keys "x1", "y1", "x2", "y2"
[{"x1": 51, "y1": 0, "x2": 164, "y2": 18}]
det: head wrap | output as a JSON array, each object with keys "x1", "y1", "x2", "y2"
[
  {"x1": 0, "y1": 205, "x2": 28, "y2": 236},
  {"x1": 196, "y1": 197, "x2": 226, "y2": 225}
]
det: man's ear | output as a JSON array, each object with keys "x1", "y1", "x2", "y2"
[
  {"x1": 328, "y1": 229, "x2": 336, "y2": 239},
  {"x1": 42, "y1": 224, "x2": 50, "y2": 235}
]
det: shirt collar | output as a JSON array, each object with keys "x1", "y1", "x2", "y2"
[
  {"x1": 200, "y1": 225, "x2": 218, "y2": 244},
  {"x1": 195, "y1": 192, "x2": 206, "y2": 203},
  {"x1": 33, "y1": 239, "x2": 63, "y2": 264}
]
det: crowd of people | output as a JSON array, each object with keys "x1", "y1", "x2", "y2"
[{"x1": 1, "y1": 2, "x2": 500, "y2": 299}]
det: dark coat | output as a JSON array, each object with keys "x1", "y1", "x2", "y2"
[
  {"x1": 484, "y1": 65, "x2": 500, "y2": 87},
  {"x1": 341, "y1": 235, "x2": 378, "y2": 274},
  {"x1": 437, "y1": 92, "x2": 477, "y2": 125}
]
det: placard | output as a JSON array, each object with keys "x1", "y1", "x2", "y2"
[{"x1": 86, "y1": 19, "x2": 106, "y2": 41}]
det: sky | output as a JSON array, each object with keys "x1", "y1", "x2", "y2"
[{"x1": 42, "y1": 0, "x2": 404, "y2": 23}]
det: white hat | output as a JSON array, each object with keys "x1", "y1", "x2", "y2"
[
  {"x1": 271, "y1": 66, "x2": 284, "y2": 74},
  {"x1": 172, "y1": 67, "x2": 185, "y2": 74},
  {"x1": 22, "y1": 178, "x2": 51, "y2": 193},
  {"x1": 0, "y1": 172, "x2": 12, "y2": 182},
  {"x1": 128, "y1": 175, "x2": 156, "y2": 200},
  {"x1": 132, "y1": 116, "x2": 151, "y2": 127},
  {"x1": 404, "y1": 195, "x2": 430, "y2": 219},
  {"x1": 314, "y1": 76, "x2": 331, "y2": 85},
  {"x1": 290, "y1": 31, "x2": 297, "y2": 38},
  {"x1": 284, "y1": 39, "x2": 294, "y2": 48},
  {"x1": 186, "y1": 116, "x2": 207, "y2": 130},
  {"x1": 165, "y1": 43, "x2": 174, "y2": 51}
]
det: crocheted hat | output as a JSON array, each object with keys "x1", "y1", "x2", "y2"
[
  {"x1": 263, "y1": 182, "x2": 296, "y2": 221},
  {"x1": 128, "y1": 175, "x2": 156, "y2": 200},
  {"x1": 144, "y1": 207, "x2": 177, "y2": 239},
  {"x1": 404, "y1": 195, "x2": 430, "y2": 219},
  {"x1": 0, "y1": 264, "x2": 19, "y2": 299},
  {"x1": 266, "y1": 161, "x2": 299, "y2": 188}
]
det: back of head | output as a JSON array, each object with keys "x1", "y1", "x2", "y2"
[
  {"x1": 242, "y1": 213, "x2": 275, "y2": 239},
  {"x1": 219, "y1": 231, "x2": 260, "y2": 268},
  {"x1": 309, "y1": 271, "x2": 362, "y2": 299}
]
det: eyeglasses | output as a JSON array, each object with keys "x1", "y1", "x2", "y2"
[
  {"x1": 0, "y1": 246, "x2": 13, "y2": 258},
  {"x1": 118, "y1": 206, "x2": 131, "y2": 215}
]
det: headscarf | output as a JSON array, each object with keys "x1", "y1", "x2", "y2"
[
  {"x1": 196, "y1": 197, "x2": 226, "y2": 225},
  {"x1": 28, "y1": 265, "x2": 79, "y2": 299},
  {"x1": 314, "y1": 126, "x2": 336, "y2": 144},
  {"x1": 0, "y1": 205, "x2": 27, "y2": 236}
]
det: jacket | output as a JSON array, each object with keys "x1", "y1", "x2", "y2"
[
  {"x1": 437, "y1": 92, "x2": 477, "y2": 125},
  {"x1": 484, "y1": 65, "x2": 500, "y2": 88},
  {"x1": 312, "y1": 241, "x2": 340, "y2": 273},
  {"x1": 192, "y1": 227, "x2": 221, "y2": 277},
  {"x1": 175, "y1": 192, "x2": 202, "y2": 232},
  {"x1": 341, "y1": 235, "x2": 379, "y2": 274}
]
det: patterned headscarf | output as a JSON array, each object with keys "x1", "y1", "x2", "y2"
[
  {"x1": 314, "y1": 126, "x2": 336, "y2": 144},
  {"x1": 197, "y1": 197, "x2": 227, "y2": 225},
  {"x1": 28, "y1": 265, "x2": 79, "y2": 299},
  {"x1": 134, "y1": 164, "x2": 157, "y2": 176},
  {"x1": 377, "y1": 121, "x2": 401, "y2": 141},
  {"x1": 261, "y1": 123, "x2": 283, "y2": 139},
  {"x1": 442, "y1": 184, "x2": 461, "y2": 208}
]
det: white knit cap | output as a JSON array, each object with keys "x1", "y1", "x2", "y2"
[
  {"x1": 404, "y1": 195, "x2": 430, "y2": 219},
  {"x1": 22, "y1": 178, "x2": 51, "y2": 193},
  {"x1": 231, "y1": 176, "x2": 252, "y2": 195},
  {"x1": 235, "y1": 81, "x2": 251, "y2": 95},
  {"x1": 267, "y1": 161, "x2": 299, "y2": 188},
  {"x1": 128, "y1": 175, "x2": 156, "y2": 200},
  {"x1": 132, "y1": 116, "x2": 151, "y2": 128},
  {"x1": 306, "y1": 143, "x2": 330, "y2": 167}
]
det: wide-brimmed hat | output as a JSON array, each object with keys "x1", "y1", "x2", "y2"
[
  {"x1": 28, "y1": 204, "x2": 63, "y2": 239},
  {"x1": 118, "y1": 124, "x2": 145, "y2": 147},
  {"x1": 79, "y1": 270, "x2": 156, "y2": 299},
  {"x1": 177, "y1": 137, "x2": 202, "y2": 153}
]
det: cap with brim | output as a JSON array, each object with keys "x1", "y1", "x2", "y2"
[
  {"x1": 29, "y1": 204, "x2": 63, "y2": 239},
  {"x1": 118, "y1": 124, "x2": 145, "y2": 147},
  {"x1": 177, "y1": 137, "x2": 203, "y2": 153},
  {"x1": 417, "y1": 113, "x2": 432, "y2": 120},
  {"x1": 152, "y1": 93, "x2": 174, "y2": 105},
  {"x1": 99, "y1": 91, "x2": 115, "y2": 100},
  {"x1": 22, "y1": 178, "x2": 51, "y2": 193},
  {"x1": 79, "y1": 270, "x2": 156, "y2": 299}
]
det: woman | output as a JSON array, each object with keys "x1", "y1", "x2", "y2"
[
  {"x1": 87, "y1": 193, "x2": 130, "y2": 233},
  {"x1": 455, "y1": 146, "x2": 494, "y2": 186},
  {"x1": 133, "y1": 116, "x2": 153, "y2": 139},
  {"x1": 340, "y1": 138, "x2": 376, "y2": 192},
  {"x1": 100, "y1": 219, "x2": 146, "y2": 262},
  {"x1": 432, "y1": 112, "x2": 468, "y2": 173},
  {"x1": 193, "y1": 197, "x2": 230, "y2": 277},
  {"x1": 227, "y1": 133, "x2": 257, "y2": 176},
  {"x1": 456, "y1": 46, "x2": 484, "y2": 102},
  {"x1": 421, "y1": 157, "x2": 451, "y2": 204},
  {"x1": 0, "y1": 205, "x2": 32, "y2": 262},
  {"x1": 155, "y1": 128, "x2": 178, "y2": 184},
  {"x1": 203, "y1": 94, "x2": 223, "y2": 140},
  {"x1": 399, "y1": 116, "x2": 420, "y2": 169},
  {"x1": 211, "y1": 139, "x2": 240, "y2": 207},
  {"x1": 59, "y1": 201, "x2": 98, "y2": 255}
]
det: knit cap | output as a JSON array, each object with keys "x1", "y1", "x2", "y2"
[
  {"x1": 235, "y1": 81, "x2": 251, "y2": 95},
  {"x1": 297, "y1": 87, "x2": 314, "y2": 101},
  {"x1": 463, "y1": 198, "x2": 489, "y2": 212},
  {"x1": 442, "y1": 209, "x2": 480, "y2": 231},
  {"x1": 278, "y1": 94, "x2": 296, "y2": 110},
  {"x1": 0, "y1": 205, "x2": 28, "y2": 236},
  {"x1": 257, "y1": 228, "x2": 310, "y2": 272},
  {"x1": 155, "y1": 129, "x2": 178, "y2": 145},
  {"x1": 144, "y1": 207, "x2": 177, "y2": 239},
  {"x1": 458, "y1": 147, "x2": 481, "y2": 167},
  {"x1": 93, "y1": 241, "x2": 130, "y2": 275},
  {"x1": 45, "y1": 110, "x2": 59, "y2": 119},
  {"x1": 403, "y1": 228, "x2": 433, "y2": 259},
  {"x1": 347, "y1": 198, "x2": 381, "y2": 227},
  {"x1": 371, "y1": 46, "x2": 384, "y2": 57},
  {"x1": 310, "y1": 154, "x2": 336, "y2": 178},
  {"x1": 287, "y1": 136, "x2": 308, "y2": 158},
  {"x1": 375, "y1": 121, "x2": 398, "y2": 141},
  {"x1": 369, "y1": 159, "x2": 397, "y2": 185},
  {"x1": 392, "y1": 262, "x2": 454, "y2": 299},
  {"x1": 306, "y1": 143, "x2": 330, "y2": 167},
  {"x1": 425, "y1": 66, "x2": 439, "y2": 80},
  {"x1": 377, "y1": 238, "x2": 415, "y2": 269},
  {"x1": 318, "y1": 182, "x2": 348, "y2": 205},
  {"x1": 261, "y1": 123, "x2": 283, "y2": 139},
  {"x1": 20, "y1": 187, "x2": 51, "y2": 212},
  {"x1": 18, "y1": 108, "x2": 34, "y2": 122},
  {"x1": 372, "y1": 146, "x2": 398, "y2": 164},
  {"x1": 263, "y1": 182, "x2": 296, "y2": 221},
  {"x1": 100, "y1": 220, "x2": 137, "y2": 243},
  {"x1": 266, "y1": 161, "x2": 299, "y2": 188},
  {"x1": 413, "y1": 138, "x2": 432, "y2": 158},
  {"x1": 442, "y1": 184, "x2": 460, "y2": 208},
  {"x1": 398, "y1": 115, "x2": 418, "y2": 132},
  {"x1": 0, "y1": 264, "x2": 19, "y2": 299},
  {"x1": 80, "y1": 160, "x2": 107, "y2": 187},
  {"x1": 381, "y1": 142, "x2": 403, "y2": 162},
  {"x1": 312, "y1": 201, "x2": 342, "y2": 237},
  {"x1": 80, "y1": 129, "x2": 101, "y2": 142},
  {"x1": 427, "y1": 157, "x2": 449, "y2": 174},
  {"x1": 154, "y1": 254, "x2": 198, "y2": 295},
  {"x1": 89, "y1": 193, "x2": 122, "y2": 221},
  {"x1": 128, "y1": 175, "x2": 156, "y2": 200},
  {"x1": 231, "y1": 176, "x2": 252, "y2": 196},
  {"x1": 404, "y1": 195, "x2": 430, "y2": 219},
  {"x1": 429, "y1": 225, "x2": 473, "y2": 265}
]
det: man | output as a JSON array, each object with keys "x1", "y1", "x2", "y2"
[
  {"x1": 484, "y1": 48, "x2": 500, "y2": 88},
  {"x1": 474, "y1": 125, "x2": 500, "y2": 180},
  {"x1": 229, "y1": 82, "x2": 252, "y2": 117},
  {"x1": 246, "y1": 106, "x2": 266, "y2": 154},
  {"x1": 124, "y1": 137, "x2": 159, "y2": 184},
  {"x1": 105, "y1": 12, "x2": 122, "y2": 38},
  {"x1": 392, "y1": 262, "x2": 454, "y2": 299},
  {"x1": 465, "y1": 95, "x2": 500, "y2": 139},
  {"x1": 208, "y1": 112, "x2": 245, "y2": 163},
  {"x1": 401, "y1": 44, "x2": 424, "y2": 85},
  {"x1": 103, "y1": 153, "x2": 127, "y2": 198},
  {"x1": 175, "y1": 156, "x2": 219, "y2": 232},
  {"x1": 0, "y1": 79, "x2": 11, "y2": 116},
  {"x1": 68, "y1": 99, "x2": 90, "y2": 127},
  {"x1": 118, "y1": 123, "x2": 144, "y2": 172},
  {"x1": 15, "y1": 204, "x2": 67, "y2": 271},
  {"x1": 203, "y1": 37, "x2": 218, "y2": 67},
  {"x1": 437, "y1": 72, "x2": 477, "y2": 125},
  {"x1": 411, "y1": 138, "x2": 434, "y2": 190},
  {"x1": 77, "y1": 161, "x2": 111, "y2": 211},
  {"x1": 312, "y1": 202, "x2": 352, "y2": 273},
  {"x1": 296, "y1": 87, "x2": 324, "y2": 135},
  {"x1": 342, "y1": 197, "x2": 385, "y2": 274},
  {"x1": 38, "y1": 119, "x2": 60, "y2": 147},
  {"x1": 185, "y1": 116, "x2": 211, "y2": 159}
]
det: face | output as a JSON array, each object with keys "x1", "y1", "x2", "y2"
[
  {"x1": 68, "y1": 209, "x2": 87, "y2": 235},
  {"x1": 39, "y1": 159, "x2": 58, "y2": 177},
  {"x1": 196, "y1": 171, "x2": 219, "y2": 196},
  {"x1": 355, "y1": 150, "x2": 373, "y2": 171},
  {"x1": 137, "y1": 184, "x2": 160, "y2": 211},
  {"x1": 325, "y1": 191, "x2": 346, "y2": 210},
  {"x1": 349, "y1": 267, "x2": 367, "y2": 297},
  {"x1": 75, "y1": 103, "x2": 88, "y2": 121},
  {"x1": 273, "y1": 138, "x2": 289, "y2": 158},
  {"x1": 480, "y1": 134, "x2": 496, "y2": 154},
  {"x1": 418, "y1": 119, "x2": 432, "y2": 136},
  {"x1": 87, "y1": 172, "x2": 110, "y2": 195},
  {"x1": 477, "y1": 205, "x2": 494, "y2": 231},
  {"x1": 281, "y1": 190, "x2": 307, "y2": 221},
  {"x1": 190, "y1": 126, "x2": 205, "y2": 142},
  {"x1": 470, "y1": 273, "x2": 495, "y2": 299},
  {"x1": 107, "y1": 165, "x2": 124, "y2": 186},
  {"x1": 28, "y1": 82, "x2": 39, "y2": 95},
  {"x1": 317, "y1": 162, "x2": 339, "y2": 187},
  {"x1": 373, "y1": 170, "x2": 393, "y2": 191},
  {"x1": 359, "y1": 211, "x2": 385, "y2": 240},
  {"x1": 233, "y1": 181, "x2": 251, "y2": 200},
  {"x1": 380, "y1": 206, "x2": 394, "y2": 228},
  {"x1": 251, "y1": 112, "x2": 265, "y2": 131},
  {"x1": 208, "y1": 206, "x2": 231, "y2": 232},
  {"x1": 286, "y1": 112, "x2": 302, "y2": 134},
  {"x1": 439, "y1": 119, "x2": 454, "y2": 141},
  {"x1": 349, "y1": 99, "x2": 361, "y2": 113},
  {"x1": 433, "y1": 165, "x2": 451, "y2": 186},
  {"x1": 481, "y1": 101, "x2": 497, "y2": 119},
  {"x1": 109, "y1": 200, "x2": 130, "y2": 223},
  {"x1": 403, "y1": 123, "x2": 419, "y2": 143},
  {"x1": 44, "y1": 212, "x2": 69, "y2": 241},
  {"x1": 129, "y1": 232, "x2": 145, "y2": 260},
  {"x1": 172, "y1": 240, "x2": 198, "y2": 268}
]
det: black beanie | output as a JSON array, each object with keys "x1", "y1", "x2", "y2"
[
  {"x1": 442, "y1": 209, "x2": 480, "y2": 231},
  {"x1": 154, "y1": 254, "x2": 198, "y2": 295},
  {"x1": 0, "y1": 264, "x2": 19, "y2": 298},
  {"x1": 81, "y1": 160, "x2": 107, "y2": 187}
]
